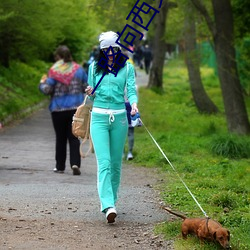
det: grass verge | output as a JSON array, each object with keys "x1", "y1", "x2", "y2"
[
  {"x1": 128, "y1": 58, "x2": 250, "y2": 250},
  {"x1": 0, "y1": 60, "x2": 50, "y2": 125}
]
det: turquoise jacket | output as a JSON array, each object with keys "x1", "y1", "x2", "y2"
[{"x1": 88, "y1": 62, "x2": 138, "y2": 110}]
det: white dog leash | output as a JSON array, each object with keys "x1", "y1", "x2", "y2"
[{"x1": 139, "y1": 118, "x2": 209, "y2": 218}]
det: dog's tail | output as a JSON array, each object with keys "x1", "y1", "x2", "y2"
[{"x1": 162, "y1": 206, "x2": 187, "y2": 220}]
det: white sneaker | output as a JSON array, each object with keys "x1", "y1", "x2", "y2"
[
  {"x1": 127, "y1": 152, "x2": 133, "y2": 160},
  {"x1": 53, "y1": 168, "x2": 64, "y2": 173},
  {"x1": 105, "y1": 207, "x2": 117, "y2": 223}
]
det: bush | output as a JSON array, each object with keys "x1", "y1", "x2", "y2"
[
  {"x1": 210, "y1": 135, "x2": 250, "y2": 159},
  {"x1": 0, "y1": 60, "x2": 48, "y2": 122},
  {"x1": 210, "y1": 191, "x2": 237, "y2": 209}
]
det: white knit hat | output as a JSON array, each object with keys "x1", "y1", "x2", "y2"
[{"x1": 99, "y1": 31, "x2": 121, "y2": 49}]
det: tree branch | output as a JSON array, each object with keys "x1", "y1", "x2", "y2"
[
  {"x1": 167, "y1": 2, "x2": 178, "y2": 9},
  {"x1": 190, "y1": 0, "x2": 216, "y2": 37}
]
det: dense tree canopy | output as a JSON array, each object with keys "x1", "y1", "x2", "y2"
[
  {"x1": 232, "y1": 0, "x2": 250, "y2": 39},
  {"x1": 0, "y1": 0, "x2": 249, "y2": 134},
  {"x1": 0, "y1": 0, "x2": 99, "y2": 66}
]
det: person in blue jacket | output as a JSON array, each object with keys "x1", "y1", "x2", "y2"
[
  {"x1": 85, "y1": 31, "x2": 139, "y2": 223},
  {"x1": 39, "y1": 45, "x2": 87, "y2": 175}
]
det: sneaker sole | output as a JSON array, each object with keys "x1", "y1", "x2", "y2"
[
  {"x1": 72, "y1": 168, "x2": 81, "y2": 175},
  {"x1": 107, "y1": 212, "x2": 117, "y2": 223}
]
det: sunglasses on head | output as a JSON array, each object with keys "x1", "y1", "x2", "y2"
[{"x1": 102, "y1": 47, "x2": 119, "y2": 53}]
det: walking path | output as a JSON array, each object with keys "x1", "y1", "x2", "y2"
[{"x1": 0, "y1": 70, "x2": 173, "y2": 249}]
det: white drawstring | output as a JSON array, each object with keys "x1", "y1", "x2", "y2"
[
  {"x1": 109, "y1": 112, "x2": 115, "y2": 124},
  {"x1": 92, "y1": 107, "x2": 124, "y2": 125}
]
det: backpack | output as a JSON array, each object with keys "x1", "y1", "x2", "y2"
[{"x1": 72, "y1": 95, "x2": 93, "y2": 158}]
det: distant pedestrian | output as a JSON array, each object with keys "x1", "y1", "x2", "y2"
[
  {"x1": 85, "y1": 31, "x2": 138, "y2": 223},
  {"x1": 123, "y1": 51, "x2": 138, "y2": 161},
  {"x1": 133, "y1": 45, "x2": 144, "y2": 69},
  {"x1": 143, "y1": 45, "x2": 152, "y2": 74},
  {"x1": 125, "y1": 101, "x2": 135, "y2": 160},
  {"x1": 39, "y1": 45, "x2": 88, "y2": 175},
  {"x1": 87, "y1": 46, "x2": 99, "y2": 70}
]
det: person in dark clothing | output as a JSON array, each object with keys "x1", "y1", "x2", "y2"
[
  {"x1": 125, "y1": 102, "x2": 134, "y2": 160},
  {"x1": 133, "y1": 45, "x2": 144, "y2": 69},
  {"x1": 143, "y1": 45, "x2": 152, "y2": 74}
]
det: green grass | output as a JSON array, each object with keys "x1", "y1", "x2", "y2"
[
  {"x1": 128, "y1": 58, "x2": 250, "y2": 250},
  {"x1": 0, "y1": 60, "x2": 50, "y2": 123}
]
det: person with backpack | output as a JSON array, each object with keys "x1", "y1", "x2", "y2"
[
  {"x1": 39, "y1": 45, "x2": 88, "y2": 175},
  {"x1": 85, "y1": 31, "x2": 138, "y2": 223}
]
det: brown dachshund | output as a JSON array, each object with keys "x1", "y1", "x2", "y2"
[{"x1": 162, "y1": 207, "x2": 231, "y2": 249}]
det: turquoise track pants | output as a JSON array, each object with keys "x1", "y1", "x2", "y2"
[{"x1": 90, "y1": 111, "x2": 128, "y2": 212}]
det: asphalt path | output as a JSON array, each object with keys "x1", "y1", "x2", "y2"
[{"x1": 0, "y1": 69, "x2": 172, "y2": 249}]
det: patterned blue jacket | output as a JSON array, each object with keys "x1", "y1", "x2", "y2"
[{"x1": 39, "y1": 67, "x2": 87, "y2": 112}]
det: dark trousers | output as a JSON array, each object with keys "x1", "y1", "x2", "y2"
[
  {"x1": 144, "y1": 59, "x2": 151, "y2": 74},
  {"x1": 127, "y1": 127, "x2": 134, "y2": 152},
  {"x1": 51, "y1": 110, "x2": 80, "y2": 171},
  {"x1": 125, "y1": 102, "x2": 134, "y2": 153}
]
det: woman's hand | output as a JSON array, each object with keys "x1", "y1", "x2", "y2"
[
  {"x1": 85, "y1": 85, "x2": 95, "y2": 96},
  {"x1": 131, "y1": 103, "x2": 138, "y2": 116},
  {"x1": 40, "y1": 74, "x2": 47, "y2": 84}
]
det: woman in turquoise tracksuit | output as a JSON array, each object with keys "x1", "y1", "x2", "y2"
[{"x1": 86, "y1": 31, "x2": 138, "y2": 223}]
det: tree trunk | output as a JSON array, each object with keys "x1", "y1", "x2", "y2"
[
  {"x1": 212, "y1": 0, "x2": 250, "y2": 134},
  {"x1": 147, "y1": 0, "x2": 169, "y2": 89},
  {"x1": 184, "y1": 4, "x2": 218, "y2": 114}
]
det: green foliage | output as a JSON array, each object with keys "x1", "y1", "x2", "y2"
[
  {"x1": 0, "y1": 60, "x2": 49, "y2": 122},
  {"x1": 91, "y1": 0, "x2": 138, "y2": 33},
  {"x1": 210, "y1": 135, "x2": 250, "y2": 159},
  {"x1": 232, "y1": 0, "x2": 250, "y2": 39},
  {"x1": 201, "y1": 121, "x2": 217, "y2": 136},
  {"x1": 0, "y1": 0, "x2": 99, "y2": 66},
  {"x1": 92, "y1": 0, "x2": 160, "y2": 47},
  {"x1": 210, "y1": 191, "x2": 238, "y2": 209},
  {"x1": 129, "y1": 58, "x2": 250, "y2": 249},
  {"x1": 164, "y1": 2, "x2": 184, "y2": 44},
  {"x1": 236, "y1": 37, "x2": 250, "y2": 95},
  {"x1": 233, "y1": 0, "x2": 250, "y2": 101},
  {"x1": 154, "y1": 221, "x2": 181, "y2": 240},
  {"x1": 163, "y1": 0, "x2": 212, "y2": 45}
]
